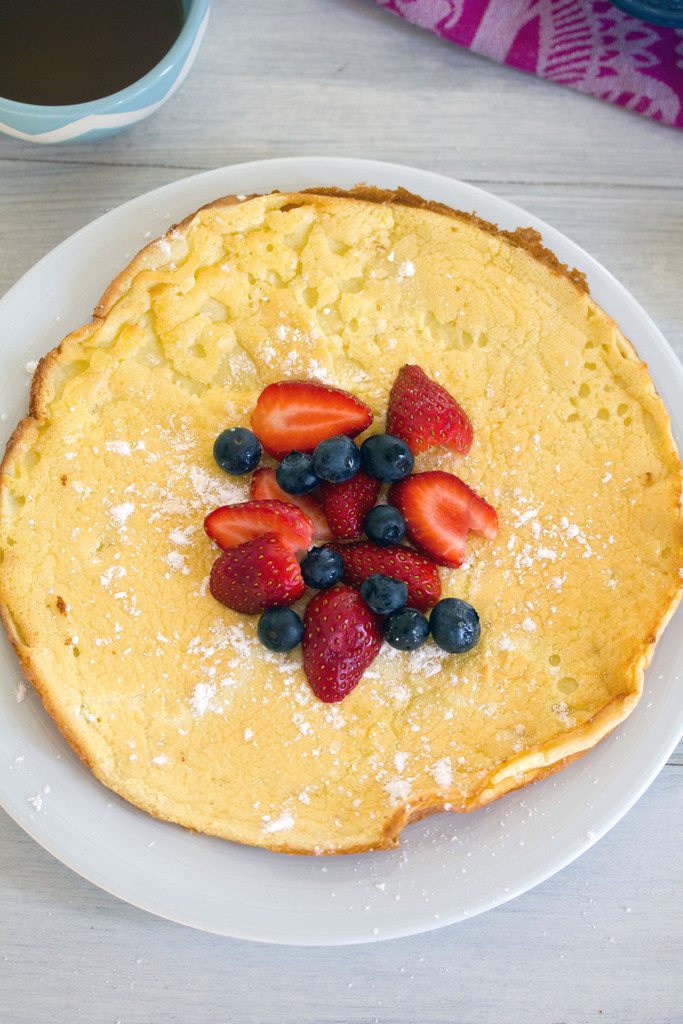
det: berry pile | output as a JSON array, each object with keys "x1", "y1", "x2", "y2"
[{"x1": 202, "y1": 368, "x2": 498, "y2": 703}]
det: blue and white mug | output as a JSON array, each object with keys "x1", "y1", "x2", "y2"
[{"x1": 0, "y1": 0, "x2": 210, "y2": 144}]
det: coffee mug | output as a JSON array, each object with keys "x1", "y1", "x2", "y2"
[{"x1": 0, "y1": 0, "x2": 210, "y2": 144}]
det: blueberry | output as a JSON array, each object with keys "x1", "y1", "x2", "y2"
[
  {"x1": 300, "y1": 546, "x2": 344, "y2": 589},
  {"x1": 363, "y1": 504, "x2": 406, "y2": 546},
  {"x1": 382, "y1": 607, "x2": 429, "y2": 651},
  {"x1": 360, "y1": 574, "x2": 408, "y2": 616},
  {"x1": 429, "y1": 598, "x2": 480, "y2": 653},
  {"x1": 257, "y1": 607, "x2": 303, "y2": 652},
  {"x1": 360, "y1": 434, "x2": 414, "y2": 482},
  {"x1": 275, "y1": 451, "x2": 319, "y2": 494},
  {"x1": 213, "y1": 427, "x2": 262, "y2": 476},
  {"x1": 312, "y1": 435, "x2": 361, "y2": 483}
]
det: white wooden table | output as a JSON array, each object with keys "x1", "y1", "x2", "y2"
[{"x1": 1, "y1": 3, "x2": 681, "y2": 1021}]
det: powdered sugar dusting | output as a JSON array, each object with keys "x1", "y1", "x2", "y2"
[
  {"x1": 105, "y1": 440, "x2": 132, "y2": 456},
  {"x1": 263, "y1": 813, "x2": 295, "y2": 834},
  {"x1": 385, "y1": 779, "x2": 411, "y2": 804},
  {"x1": 307, "y1": 359, "x2": 331, "y2": 382},
  {"x1": 166, "y1": 551, "x2": 190, "y2": 575},
  {"x1": 409, "y1": 645, "x2": 449, "y2": 677},
  {"x1": 432, "y1": 758, "x2": 453, "y2": 788},
  {"x1": 190, "y1": 682, "x2": 217, "y2": 716},
  {"x1": 169, "y1": 526, "x2": 194, "y2": 546},
  {"x1": 110, "y1": 502, "x2": 134, "y2": 529},
  {"x1": 188, "y1": 465, "x2": 246, "y2": 508},
  {"x1": 552, "y1": 701, "x2": 575, "y2": 728},
  {"x1": 100, "y1": 565, "x2": 126, "y2": 589}
]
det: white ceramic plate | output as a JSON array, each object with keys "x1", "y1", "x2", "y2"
[{"x1": 1, "y1": 158, "x2": 681, "y2": 945}]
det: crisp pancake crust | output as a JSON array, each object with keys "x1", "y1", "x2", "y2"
[{"x1": 1, "y1": 187, "x2": 681, "y2": 854}]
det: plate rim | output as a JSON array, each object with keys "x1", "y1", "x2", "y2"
[{"x1": 0, "y1": 155, "x2": 681, "y2": 945}]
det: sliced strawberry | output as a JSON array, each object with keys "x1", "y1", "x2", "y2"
[
  {"x1": 387, "y1": 364, "x2": 473, "y2": 455},
  {"x1": 389, "y1": 471, "x2": 497, "y2": 568},
  {"x1": 330, "y1": 541, "x2": 441, "y2": 611},
  {"x1": 251, "y1": 380, "x2": 373, "y2": 459},
  {"x1": 319, "y1": 471, "x2": 381, "y2": 541},
  {"x1": 302, "y1": 585, "x2": 383, "y2": 703},
  {"x1": 204, "y1": 499, "x2": 313, "y2": 554},
  {"x1": 209, "y1": 533, "x2": 305, "y2": 614},
  {"x1": 250, "y1": 467, "x2": 332, "y2": 542}
]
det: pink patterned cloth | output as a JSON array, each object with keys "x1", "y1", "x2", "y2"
[{"x1": 375, "y1": 1, "x2": 683, "y2": 128}]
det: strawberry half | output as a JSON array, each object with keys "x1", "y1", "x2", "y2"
[
  {"x1": 251, "y1": 380, "x2": 372, "y2": 459},
  {"x1": 330, "y1": 541, "x2": 441, "y2": 612},
  {"x1": 319, "y1": 471, "x2": 381, "y2": 541},
  {"x1": 209, "y1": 533, "x2": 306, "y2": 614},
  {"x1": 204, "y1": 499, "x2": 313, "y2": 554},
  {"x1": 250, "y1": 467, "x2": 332, "y2": 543},
  {"x1": 387, "y1": 364, "x2": 473, "y2": 455},
  {"x1": 389, "y1": 471, "x2": 498, "y2": 568},
  {"x1": 302, "y1": 585, "x2": 383, "y2": 703}
]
